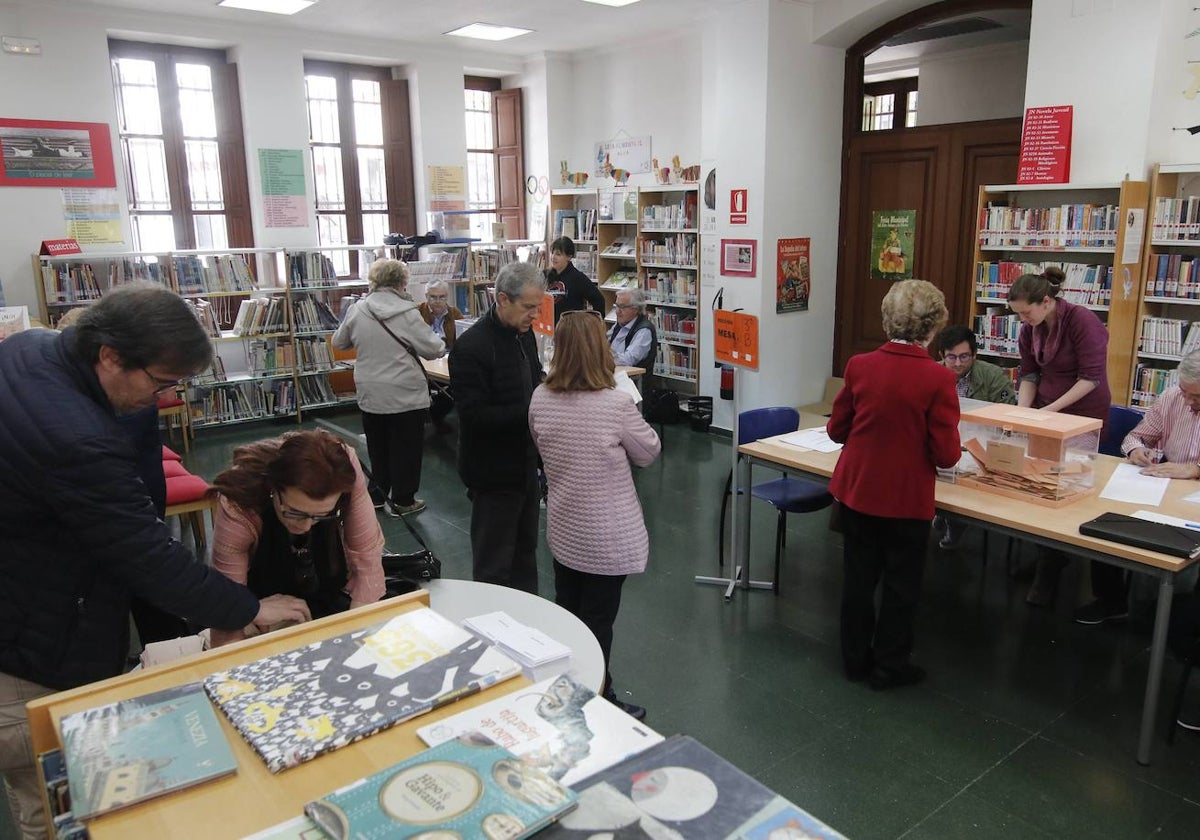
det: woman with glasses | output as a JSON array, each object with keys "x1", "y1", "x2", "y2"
[
  {"x1": 207, "y1": 430, "x2": 385, "y2": 646},
  {"x1": 528, "y1": 310, "x2": 661, "y2": 720}
]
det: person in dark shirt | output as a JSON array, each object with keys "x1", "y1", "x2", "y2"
[{"x1": 547, "y1": 236, "x2": 605, "y2": 323}]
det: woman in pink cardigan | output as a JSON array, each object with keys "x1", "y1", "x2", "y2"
[
  {"x1": 208, "y1": 430, "x2": 385, "y2": 646},
  {"x1": 529, "y1": 310, "x2": 661, "y2": 720}
]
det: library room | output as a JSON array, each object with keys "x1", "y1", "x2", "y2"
[{"x1": 1, "y1": 0, "x2": 1200, "y2": 838}]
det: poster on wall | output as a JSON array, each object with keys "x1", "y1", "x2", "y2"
[
  {"x1": 427, "y1": 165, "x2": 467, "y2": 211},
  {"x1": 700, "y1": 159, "x2": 717, "y2": 234},
  {"x1": 776, "y1": 237, "x2": 811, "y2": 313},
  {"x1": 593, "y1": 134, "x2": 652, "y2": 178},
  {"x1": 1016, "y1": 105, "x2": 1072, "y2": 184},
  {"x1": 0, "y1": 118, "x2": 116, "y2": 188},
  {"x1": 870, "y1": 210, "x2": 916, "y2": 281},
  {"x1": 62, "y1": 188, "x2": 123, "y2": 245},
  {"x1": 720, "y1": 239, "x2": 757, "y2": 277},
  {"x1": 258, "y1": 149, "x2": 309, "y2": 228}
]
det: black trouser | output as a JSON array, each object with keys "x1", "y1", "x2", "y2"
[
  {"x1": 1035, "y1": 550, "x2": 1128, "y2": 607},
  {"x1": 840, "y1": 505, "x2": 930, "y2": 675},
  {"x1": 361, "y1": 408, "x2": 426, "y2": 506},
  {"x1": 469, "y1": 467, "x2": 540, "y2": 594},
  {"x1": 554, "y1": 560, "x2": 627, "y2": 696},
  {"x1": 429, "y1": 384, "x2": 454, "y2": 426}
]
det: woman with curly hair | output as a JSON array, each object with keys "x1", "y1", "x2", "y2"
[{"x1": 208, "y1": 429, "x2": 385, "y2": 646}]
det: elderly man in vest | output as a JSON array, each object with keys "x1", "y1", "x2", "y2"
[{"x1": 608, "y1": 288, "x2": 657, "y2": 372}]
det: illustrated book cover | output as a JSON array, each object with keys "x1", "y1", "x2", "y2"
[
  {"x1": 203, "y1": 607, "x2": 520, "y2": 773},
  {"x1": 305, "y1": 732, "x2": 578, "y2": 839},
  {"x1": 537, "y1": 734, "x2": 847, "y2": 840},
  {"x1": 416, "y1": 673, "x2": 663, "y2": 787},
  {"x1": 59, "y1": 682, "x2": 237, "y2": 819}
]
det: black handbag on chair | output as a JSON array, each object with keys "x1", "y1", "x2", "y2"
[{"x1": 358, "y1": 461, "x2": 443, "y2": 594}]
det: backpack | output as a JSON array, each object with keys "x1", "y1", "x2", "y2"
[{"x1": 643, "y1": 388, "x2": 682, "y2": 424}]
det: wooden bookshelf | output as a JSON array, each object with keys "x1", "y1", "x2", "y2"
[
  {"x1": 638, "y1": 184, "x2": 700, "y2": 392},
  {"x1": 968, "y1": 180, "x2": 1147, "y2": 406}
]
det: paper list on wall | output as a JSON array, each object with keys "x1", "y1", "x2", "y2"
[{"x1": 258, "y1": 149, "x2": 308, "y2": 228}]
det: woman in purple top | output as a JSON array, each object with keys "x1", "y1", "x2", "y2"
[{"x1": 1009, "y1": 267, "x2": 1122, "y2": 620}]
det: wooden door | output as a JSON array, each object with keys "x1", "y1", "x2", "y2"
[
  {"x1": 493, "y1": 89, "x2": 525, "y2": 239},
  {"x1": 833, "y1": 118, "x2": 1020, "y2": 372},
  {"x1": 381, "y1": 79, "x2": 417, "y2": 237}
]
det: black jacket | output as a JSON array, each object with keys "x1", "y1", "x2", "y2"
[
  {"x1": 0, "y1": 328, "x2": 259, "y2": 690},
  {"x1": 549, "y1": 262, "x2": 606, "y2": 322},
  {"x1": 449, "y1": 307, "x2": 544, "y2": 490}
]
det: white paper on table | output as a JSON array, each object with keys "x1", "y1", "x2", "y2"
[
  {"x1": 776, "y1": 427, "x2": 842, "y2": 453},
  {"x1": 1131, "y1": 509, "x2": 1200, "y2": 529},
  {"x1": 1099, "y1": 463, "x2": 1170, "y2": 507},
  {"x1": 614, "y1": 369, "x2": 641, "y2": 404},
  {"x1": 1182, "y1": 489, "x2": 1200, "y2": 504}
]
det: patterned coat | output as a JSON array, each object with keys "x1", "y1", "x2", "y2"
[{"x1": 529, "y1": 386, "x2": 661, "y2": 575}]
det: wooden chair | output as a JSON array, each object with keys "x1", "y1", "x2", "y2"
[
  {"x1": 163, "y1": 460, "x2": 213, "y2": 552},
  {"x1": 158, "y1": 391, "x2": 191, "y2": 454}
]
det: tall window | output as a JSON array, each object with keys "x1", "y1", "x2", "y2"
[
  {"x1": 862, "y1": 77, "x2": 919, "y2": 132},
  {"x1": 110, "y1": 41, "x2": 249, "y2": 252},
  {"x1": 464, "y1": 77, "x2": 502, "y2": 241}
]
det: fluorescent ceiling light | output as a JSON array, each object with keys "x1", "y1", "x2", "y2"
[
  {"x1": 445, "y1": 23, "x2": 533, "y2": 41},
  {"x1": 580, "y1": 0, "x2": 642, "y2": 6},
  {"x1": 217, "y1": 0, "x2": 315, "y2": 15}
]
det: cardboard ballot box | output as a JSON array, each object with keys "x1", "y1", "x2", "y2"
[{"x1": 956, "y1": 404, "x2": 1101, "y2": 508}]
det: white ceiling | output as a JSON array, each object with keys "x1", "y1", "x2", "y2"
[{"x1": 64, "y1": 0, "x2": 755, "y2": 58}]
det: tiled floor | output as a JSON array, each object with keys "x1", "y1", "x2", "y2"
[{"x1": 5, "y1": 409, "x2": 1200, "y2": 839}]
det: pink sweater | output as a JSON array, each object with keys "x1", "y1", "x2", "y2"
[
  {"x1": 209, "y1": 445, "x2": 386, "y2": 646},
  {"x1": 529, "y1": 386, "x2": 661, "y2": 575}
]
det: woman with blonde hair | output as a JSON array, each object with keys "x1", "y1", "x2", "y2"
[
  {"x1": 528, "y1": 310, "x2": 660, "y2": 719},
  {"x1": 828, "y1": 279, "x2": 960, "y2": 690},
  {"x1": 333, "y1": 259, "x2": 445, "y2": 516}
]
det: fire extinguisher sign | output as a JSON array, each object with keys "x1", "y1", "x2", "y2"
[
  {"x1": 729, "y1": 189, "x2": 748, "y2": 225},
  {"x1": 713, "y1": 309, "x2": 759, "y2": 370}
]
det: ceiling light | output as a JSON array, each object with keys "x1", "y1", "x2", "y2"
[
  {"x1": 445, "y1": 23, "x2": 534, "y2": 42},
  {"x1": 580, "y1": 0, "x2": 642, "y2": 6},
  {"x1": 217, "y1": 0, "x2": 315, "y2": 15}
]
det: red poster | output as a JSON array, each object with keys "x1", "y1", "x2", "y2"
[
  {"x1": 0, "y1": 118, "x2": 117, "y2": 188},
  {"x1": 1016, "y1": 106, "x2": 1072, "y2": 184},
  {"x1": 776, "y1": 237, "x2": 810, "y2": 313}
]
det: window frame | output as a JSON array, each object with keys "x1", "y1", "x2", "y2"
[{"x1": 862, "y1": 77, "x2": 920, "y2": 133}]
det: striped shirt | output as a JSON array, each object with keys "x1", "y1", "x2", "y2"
[{"x1": 1121, "y1": 386, "x2": 1200, "y2": 465}]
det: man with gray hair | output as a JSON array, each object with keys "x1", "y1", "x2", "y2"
[
  {"x1": 609, "y1": 288, "x2": 657, "y2": 371},
  {"x1": 449, "y1": 262, "x2": 546, "y2": 593}
]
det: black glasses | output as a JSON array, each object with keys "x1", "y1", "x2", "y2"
[
  {"x1": 274, "y1": 491, "x2": 339, "y2": 522},
  {"x1": 141, "y1": 368, "x2": 182, "y2": 395},
  {"x1": 942, "y1": 352, "x2": 974, "y2": 363}
]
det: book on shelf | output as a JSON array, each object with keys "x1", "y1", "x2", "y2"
[
  {"x1": 598, "y1": 191, "x2": 614, "y2": 221},
  {"x1": 600, "y1": 271, "x2": 638, "y2": 290},
  {"x1": 602, "y1": 239, "x2": 635, "y2": 256},
  {"x1": 416, "y1": 673, "x2": 663, "y2": 788},
  {"x1": 203, "y1": 607, "x2": 521, "y2": 773},
  {"x1": 1152, "y1": 194, "x2": 1200, "y2": 241},
  {"x1": 0, "y1": 306, "x2": 31, "y2": 340},
  {"x1": 60, "y1": 682, "x2": 237, "y2": 819},
  {"x1": 538, "y1": 734, "x2": 846, "y2": 840},
  {"x1": 305, "y1": 732, "x2": 578, "y2": 840}
]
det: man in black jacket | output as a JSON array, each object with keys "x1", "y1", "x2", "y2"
[
  {"x1": 450, "y1": 262, "x2": 546, "y2": 593},
  {"x1": 0, "y1": 286, "x2": 310, "y2": 839}
]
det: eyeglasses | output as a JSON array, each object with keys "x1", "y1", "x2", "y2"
[
  {"x1": 141, "y1": 368, "x2": 183, "y2": 395},
  {"x1": 274, "y1": 491, "x2": 339, "y2": 522},
  {"x1": 426, "y1": 294, "x2": 448, "y2": 301},
  {"x1": 561, "y1": 309, "x2": 603, "y2": 320},
  {"x1": 942, "y1": 352, "x2": 974, "y2": 363}
]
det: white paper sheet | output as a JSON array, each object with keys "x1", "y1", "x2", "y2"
[
  {"x1": 1182, "y1": 489, "x2": 1200, "y2": 505},
  {"x1": 613, "y1": 369, "x2": 642, "y2": 404},
  {"x1": 776, "y1": 427, "x2": 842, "y2": 453},
  {"x1": 1099, "y1": 463, "x2": 1170, "y2": 507},
  {"x1": 1131, "y1": 509, "x2": 1200, "y2": 529}
]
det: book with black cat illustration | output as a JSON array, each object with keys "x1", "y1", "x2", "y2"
[{"x1": 203, "y1": 607, "x2": 520, "y2": 773}]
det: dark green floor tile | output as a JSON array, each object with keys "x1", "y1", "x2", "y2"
[
  {"x1": 903, "y1": 791, "x2": 1059, "y2": 840},
  {"x1": 968, "y1": 736, "x2": 1184, "y2": 839},
  {"x1": 1148, "y1": 799, "x2": 1200, "y2": 839}
]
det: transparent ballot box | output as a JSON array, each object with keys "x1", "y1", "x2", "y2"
[{"x1": 955, "y1": 404, "x2": 1101, "y2": 507}]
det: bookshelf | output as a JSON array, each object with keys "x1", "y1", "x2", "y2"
[
  {"x1": 417, "y1": 242, "x2": 471, "y2": 313},
  {"x1": 638, "y1": 185, "x2": 700, "y2": 390},
  {"x1": 548, "y1": 188, "x2": 599, "y2": 287},
  {"x1": 33, "y1": 250, "x2": 175, "y2": 327},
  {"x1": 595, "y1": 188, "x2": 640, "y2": 321},
  {"x1": 466, "y1": 239, "x2": 546, "y2": 316},
  {"x1": 968, "y1": 180, "x2": 1147, "y2": 404}
]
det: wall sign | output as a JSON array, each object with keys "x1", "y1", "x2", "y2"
[
  {"x1": 729, "y1": 188, "x2": 748, "y2": 225},
  {"x1": 870, "y1": 210, "x2": 916, "y2": 281},
  {"x1": 259, "y1": 149, "x2": 309, "y2": 228},
  {"x1": 720, "y1": 238, "x2": 757, "y2": 277},
  {"x1": 592, "y1": 134, "x2": 652, "y2": 177},
  {"x1": 1016, "y1": 105, "x2": 1073, "y2": 184},
  {"x1": 713, "y1": 309, "x2": 759, "y2": 370},
  {"x1": 776, "y1": 237, "x2": 811, "y2": 313},
  {"x1": 0, "y1": 118, "x2": 116, "y2": 188}
]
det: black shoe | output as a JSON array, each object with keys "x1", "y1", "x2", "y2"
[
  {"x1": 1178, "y1": 711, "x2": 1200, "y2": 732},
  {"x1": 844, "y1": 654, "x2": 873, "y2": 683},
  {"x1": 868, "y1": 664, "x2": 926, "y2": 691},
  {"x1": 1073, "y1": 599, "x2": 1129, "y2": 626}
]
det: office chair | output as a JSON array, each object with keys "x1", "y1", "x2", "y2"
[
  {"x1": 1100, "y1": 405, "x2": 1144, "y2": 458},
  {"x1": 717, "y1": 406, "x2": 832, "y2": 594}
]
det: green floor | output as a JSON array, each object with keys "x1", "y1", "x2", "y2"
[{"x1": 6, "y1": 409, "x2": 1200, "y2": 838}]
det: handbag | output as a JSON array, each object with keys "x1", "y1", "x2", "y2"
[{"x1": 357, "y1": 460, "x2": 443, "y2": 591}]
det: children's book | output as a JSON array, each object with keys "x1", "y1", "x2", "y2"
[
  {"x1": 305, "y1": 732, "x2": 578, "y2": 839},
  {"x1": 538, "y1": 734, "x2": 847, "y2": 840},
  {"x1": 416, "y1": 673, "x2": 663, "y2": 787},
  {"x1": 204, "y1": 607, "x2": 520, "y2": 773},
  {"x1": 241, "y1": 815, "x2": 325, "y2": 840},
  {"x1": 59, "y1": 682, "x2": 237, "y2": 819}
]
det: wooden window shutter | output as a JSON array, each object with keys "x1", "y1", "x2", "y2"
[
  {"x1": 492, "y1": 88, "x2": 525, "y2": 239},
  {"x1": 212, "y1": 62, "x2": 254, "y2": 248},
  {"x1": 381, "y1": 79, "x2": 418, "y2": 236}
]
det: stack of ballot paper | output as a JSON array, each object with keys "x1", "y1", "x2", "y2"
[{"x1": 464, "y1": 611, "x2": 572, "y2": 670}]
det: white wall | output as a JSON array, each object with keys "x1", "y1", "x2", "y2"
[
  {"x1": 1145, "y1": 0, "x2": 1200, "y2": 168},
  {"x1": 916, "y1": 41, "x2": 1027, "y2": 126}
]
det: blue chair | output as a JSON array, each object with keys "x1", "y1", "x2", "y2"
[
  {"x1": 1100, "y1": 405, "x2": 1145, "y2": 458},
  {"x1": 717, "y1": 407, "x2": 833, "y2": 594}
]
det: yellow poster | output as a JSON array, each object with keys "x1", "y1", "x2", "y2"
[
  {"x1": 426, "y1": 165, "x2": 466, "y2": 211},
  {"x1": 62, "y1": 188, "x2": 124, "y2": 245}
]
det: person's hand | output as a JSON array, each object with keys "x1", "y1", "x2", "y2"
[
  {"x1": 1139, "y1": 462, "x2": 1200, "y2": 480},
  {"x1": 252, "y1": 594, "x2": 312, "y2": 632},
  {"x1": 1128, "y1": 447, "x2": 1156, "y2": 467}
]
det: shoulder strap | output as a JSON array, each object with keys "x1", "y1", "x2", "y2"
[
  {"x1": 370, "y1": 309, "x2": 430, "y2": 380},
  {"x1": 355, "y1": 458, "x2": 431, "y2": 551}
]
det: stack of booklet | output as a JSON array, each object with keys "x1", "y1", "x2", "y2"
[{"x1": 464, "y1": 611, "x2": 572, "y2": 675}]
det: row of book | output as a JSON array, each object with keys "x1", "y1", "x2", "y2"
[
  {"x1": 572, "y1": 249, "x2": 595, "y2": 278},
  {"x1": 977, "y1": 202, "x2": 1120, "y2": 248},
  {"x1": 247, "y1": 338, "x2": 295, "y2": 377},
  {"x1": 1138, "y1": 316, "x2": 1200, "y2": 357},
  {"x1": 599, "y1": 270, "x2": 637, "y2": 290},
  {"x1": 286, "y1": 251, "x2": 339, "y2": 286},
  {"x1": 1131, "y1": 363, "x2": 1180, "y2": 408},
  {"x1": 295, "y1": 335, "x2": 336, "y2": 372},
  {"x1": 649, "y1": 310, "x2": 697, "y2": 345},
  {"x1": 639, "y1": 233, "x2": 697, "y2": 266},
  {"x1": 975, "y1": 260, "x2": 1112, "y2": 306},
  {"x1": 407, "y1": 251, "x2": 460, "y2": 283},
  {"x1": 1146, "y1": 252, "x2": 1200, "y2": 298},
  {"x1": 190, "y1": 380, "x2": 295, "y2": 426},
  {"x1": 639, "y1": 194, "x2": 697, "y2": 230},
  {"x1": 290, "y1": 294, "x2": 341, "y2": 332},
  {"x1": 642, "y1": 269, "x2": 698, "y2": 305},
  {"x1": 1151, "y1": 195, "x2": 1200, "y2": 242},
  {"x1": 41, "y1": 263, "x2": 101, "y2": 305},
  {"x1": 553, "y1": 208, "x2": 597, "y2": 241},
  {"x1": 656, "y1": 343, "x2": 698, "y2": 380},
  {"x1": 469, "y1": 245, "x2": 545, "y2": 283},
  {"x1": 601, "y1": 238, "x2": 636, "y2": 256},
  {"x1": 298, "y1": 374, "x2": 341, "y2": 407},
  {"x1": 974, "y1": 309, "x2": 1022, "y2": 356},
  {"x1": 183, "y1": 298, "x2": 221, "y2": 338},
  {"x1": 598, "y1": 189, "x2": 639, "y2": 222},
  {"x1": 174, "y1": 254, "x2": 256, "y2": 295},
  {"x1": 232, "y1": 296, "x2": 289, "y2": 336}
]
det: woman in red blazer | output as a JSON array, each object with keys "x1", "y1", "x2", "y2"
[{"x1": 828, "y1": 279, "x2": 961, "y2": 690}]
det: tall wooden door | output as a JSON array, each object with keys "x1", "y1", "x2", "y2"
[
  {"x1": 493, "y1": 89, "x2": 525, "y2": 238},
  {"x1": 833, "y1": 118, "x2": 1020, "y2": 372}
]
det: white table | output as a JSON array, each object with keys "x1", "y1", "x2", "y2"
[{"x1": 421, "y1": 578, "x2": 605, "y2": 693}]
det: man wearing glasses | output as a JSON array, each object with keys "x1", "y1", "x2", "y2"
[
  {"x1": 0, "y1": 285, "x2": 311, "y2": 839},
  {"x1": 450, "y1": 263, "x2": 547, "y2": 594},
  {"x1": 418, "y1": 279, "x2": 464, "y2": 433},
  {"x1": 935, "y1": 325, "x2": 1016, "y2": 405},
  {"x1": 608, "y1": 289, "x2": 658, "y2": 372}
]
